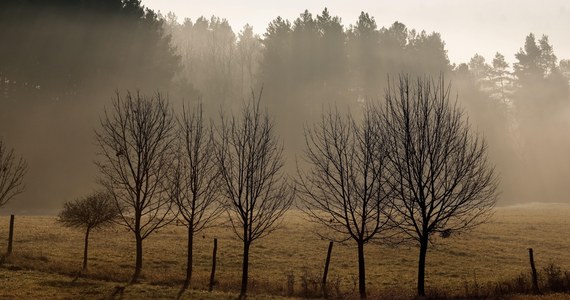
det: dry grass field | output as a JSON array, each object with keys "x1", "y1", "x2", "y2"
[{"x1": 1, "y1": 203, "x2": 570, "y2": 299}]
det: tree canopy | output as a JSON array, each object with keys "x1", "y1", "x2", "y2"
[{"x1": 0, "y1": 0, "x2": 180, "y2": 102}]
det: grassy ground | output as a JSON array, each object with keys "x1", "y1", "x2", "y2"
[
  {"x1": 1, "y1": 203, "x2": 570, "y2": 299},
  {"x1": 0, "y1": 267, "x2": 292, "y2": 299}
]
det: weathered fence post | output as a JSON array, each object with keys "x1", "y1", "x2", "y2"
[
  {"x1": 322, "y1": 241, "x2": 334, "y2": 298},
  {"x1": 529, "y1": 248, "x2": 540, "y2": 294},
  {"x1": 7, "y1": 215, "x2": 14, "y2": 255},
  {"x1": 209, "y1": 238, "x2": 217, "y2": 292}
]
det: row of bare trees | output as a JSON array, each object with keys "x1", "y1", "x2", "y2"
[
  {"x1": 298, "y1": 75, "x2": 498, "y2": 298},
  {"x1": 56, "y1": 75, "x2": 496, "y2": 299},
  {"x1": 92, "y1": 89, "x2": 293, "y2": 299}
]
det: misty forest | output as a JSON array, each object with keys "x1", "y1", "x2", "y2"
[{"x1": 1, "y1": 1, "x2": 570, "y2": 299}]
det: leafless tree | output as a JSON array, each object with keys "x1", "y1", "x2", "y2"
[
  {"x1": 379, "y1": 75, "x2": 498, "y2": 297},
  {"x1": 297, "y1": 107, "x2": 394, "y2": 299},
  {"x1": 0, "y1": 138, "x2": 27, "y2": 208},
  {"x1": 57, "y1": 191, "x2": 119, "y2": 272},
  {"x1": 95, "y1": 91, "x2": 176, "y2": 283},
  {"x1": 215, "y1": 91, "x2": 294, "y2": 298},
  {"x1": 168, "y1": 103, "x2": 223, "y2": 288}
]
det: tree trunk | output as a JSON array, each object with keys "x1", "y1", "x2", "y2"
[
  {"x1": 132, "y1": 232, "x2": 143, "y2": 283},
  {"x1": 82, "y1": 227, "x2": 90, "y2": 273},
  {"x1": 357, "y1": 240, "x2": 367, "y2": 299},
  {"x1": 417, "y1": 237, "x2": 428, "y2": 297},
  {"x1": 240, "y1": 240, "x2": 251, "y2": 299},
  {"x1": 185, "y1": 226, "x2": 194, "y2": 288}
]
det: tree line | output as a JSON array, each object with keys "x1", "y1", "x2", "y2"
[
  {"x1": 1, "y1": 3, "x2": 568, "y2": 211},
  {"x1": 164, "y1": 9, "x2": 453, "y2": 124},
  {"x1": 165, "y1": 9, "x2": 570, "y2": 206},
  {"x1": 457, "y1": 34, "x2": 570, "y2": 204}
]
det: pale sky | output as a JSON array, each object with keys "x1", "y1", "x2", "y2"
[{"x1": 142, "y1": 0, "x2": 570, "y2": 65}]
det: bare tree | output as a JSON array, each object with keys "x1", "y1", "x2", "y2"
[
  {"x1": 0, "y1": 138, "x2": 27, "y2": 208},
  {"x1": 379, "y1": 75, "x2": 498, "y2": 297},
  {"x1": 57, "y1": 191, "x2": 119, "y2": 272},
  {"x1": 297, "y1": 107, "x2": 394, "y2": 299},
  {"x1": 169, "y1": 103, "x2": 223, "y2": 288},
  {"x1": 215, "y1": 91, "x2": 294, "y2": 298},
  {"x1": 95, "y1": 91, "x2": 176, "y2": 283}
]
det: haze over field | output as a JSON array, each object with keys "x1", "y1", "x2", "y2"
[{"x1": 1, "y1": 0, "x2": 570, "y2": 214}]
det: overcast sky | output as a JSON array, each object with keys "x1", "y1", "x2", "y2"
[{"x1": 143, "y1": 0, "x2": 569, "y2": 66}]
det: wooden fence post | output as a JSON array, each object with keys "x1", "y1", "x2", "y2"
[
  {"x1": 529, "y1": 248, "x2": 540, "y2": 294},
  {"x1": 322, "y1": 241, "x2": 334, "y2": 298},
  {"x1": 7, "y1": 215, "x2": 14, "y2": 255},
  {"x1": 209, "y1": 238, "x2": 218, "y2": 292}
]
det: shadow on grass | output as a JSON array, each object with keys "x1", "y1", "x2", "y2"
[
  {"x1": 176, "y1": 282, "x2": 189, "y2": 300},
  {"x1": 0, "y1": 254, "x2": 23, "y2": 271},
  {"x1": 40, "y1": 279, "x2": 98, "y2": 288},
  {"x1": 109, "y1": 285, "x2": 126, "y2": 300}
]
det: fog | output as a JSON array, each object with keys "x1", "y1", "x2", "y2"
[{"x1": 1, "y1": 2, "x2": 569, "y2": 214}]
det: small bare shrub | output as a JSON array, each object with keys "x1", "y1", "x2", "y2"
[
  {"x1": 285, "y1": 272, "x2": 295, "y2": 296},
  {"x1": 300, "y1": 267, "x2": 321, "y2": 298},
  {"x1": 57, "y1": 191, "x2": 119, "y2": 273},
  {"x1": 463, "y1": 273, "x2": 482, "y2": 298},
  {"x1": 328, "y1": 275, "x2": 344, "y2": 299},
  {"x1": 492, "y1": 272, "x2": 531, "y2": 296},
  {"x1": 543, "y1": 263, "x2": 566, "y2": 292}
]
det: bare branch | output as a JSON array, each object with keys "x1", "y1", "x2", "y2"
[
  {"x1": 215, "y1": 90, "x2": 294, "y2": 244},
  {"x1": 57, "y1": 190, "x2": 119, "y2": 231},
  {"x1": 168, "y1": 102, "x2": 223, "y2": 232},
  {"x1": 297, "y1": 106, "x2": 395, "y2": 244},
  {"x1": 0, "y1": 138, "x2": 27, "y2": 208},
  {"x1": 378, "y1": 74, "x2": 499, "y2": 297},
  {"x1": 214, "y1": 89, "x2": 293, "y2": 297},
  {"x1": 95, "y1": 91, "x2": 176, "y2": 282}
]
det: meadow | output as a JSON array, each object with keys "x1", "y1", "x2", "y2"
[{"x1": 1, "y1": 203, "x2": 570, "y2": 299}]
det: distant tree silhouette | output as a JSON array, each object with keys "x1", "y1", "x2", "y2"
[
  {"x1": 512, "y1": 33, "x2": 570, "y2": 202},
  {"x1": 561, "y1": 59, "x2": 570, "y2": 82},
  {"x1": 0, "y1": 138, "x2": 27, "y2": 209},
  {"x1": 453, "y1": 57, "x2": 512, "y2": 165},
  {"x1": 379, "y1": 75, "x2": 498, "y2": 297},
  {"x1": 468, "y1": 54, "x2": 492, "y2": 88},
  {"x1": 514, "y1": 34, "x2": 558, "y2": 85},
  {"x1": 405, "y1": 30, "x2": 451, "y2": 75},
  {"x1": 298, "y1": 107, "x2": 394, "y2": 299},
  {"x1": 490, "y1": 52, "x2": 513, "y2": 102},
  {"x1": 96, "y1": 91, "x2": 176, "y2": 283},
  {"x1": 377, "y1": 22, "x2": 408, "y2": 78},
  {"x1": 292, "y1": 10, "x2": 319, "y2": 89},
  {"x1": 168, "y1": 103, "x2": 223, "y2": 288},
  {"x1": 236, "y1": 25, "x2": 262, "y2": 98},
  {"x1": 0, "y1": 0, "x2": 179, "y2": 101},
  {"x1": 453, "y1": 60, "x2": 512, "y2": 203},
  {"x1": 347, "y1": 16, "x2": 452, "y2": 101},
  {"x1": 258, "y1": 15, "x2": 294, "y2": 119},
  {"x1": 347, "y1": 12, "x2": 381, "y2": 98},
  {"x1": 513, "y1": 33, "x2": 568, "y2": 111},
  {"x1": 57, "y1": 191, "x2": 119, "y2": 273},
  {"x1": 166, "y1": 15, "x2": 237, "y2": 106},
  {"x1": 215, "y1": 91, "x2": 294, "y2": 298},
  {"x1": 316, "y1": 8, "x2": 348, "y2": 99}
]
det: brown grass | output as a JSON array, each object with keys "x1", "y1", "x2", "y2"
[{"x1": 1, "y1": 203, "x2": 570, "y2": 299}]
